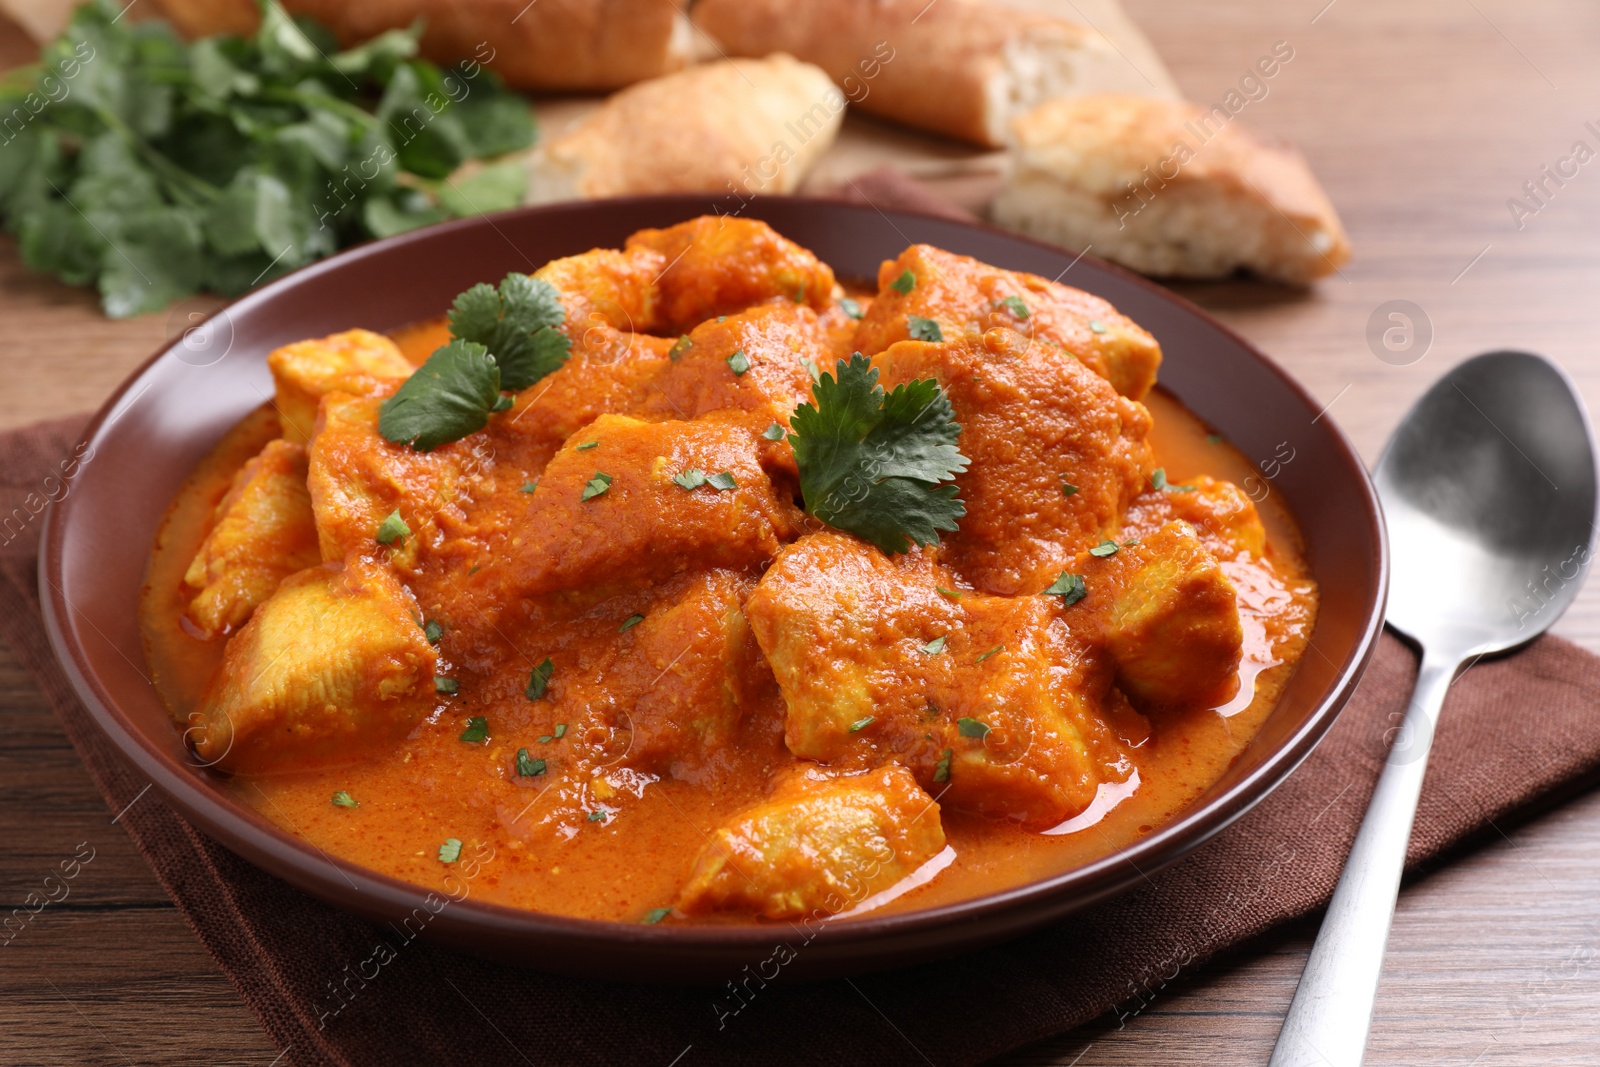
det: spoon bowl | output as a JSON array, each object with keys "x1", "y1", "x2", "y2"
[{"x1": 1377, "y1": 351, "x2": 1598, "y2": 659}]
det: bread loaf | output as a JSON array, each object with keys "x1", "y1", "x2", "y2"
[
  {"x1": 526, "y1": 55, "x2": 844, "y2": 203},
  {"x1": 691, "y1": 0, "x2": 1170, "y2": 148},
  {"x1": 993, "y1": 94, "x2": 1351, "y2": 285},
  {"x1": 153, "y1": 0, "x2": 691, "y2": 91}
]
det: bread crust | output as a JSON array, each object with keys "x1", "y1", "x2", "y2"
[
  {"x1": 692, "y1": 0, "x2": 1159, "y2": 147},
  {"x1": 995, "y1": 94, "x2": 1351, "y2": 284},
  {"x1": 527, "y1": 55, "x2": 844, "y2": 201},
  {"x1": 153, "y1": 0, "x2": 690, "y2": 91}
]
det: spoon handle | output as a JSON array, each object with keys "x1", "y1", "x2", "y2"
[{"x1": 1267, "y1": 652, "x2": 1457, "y2": 1067}]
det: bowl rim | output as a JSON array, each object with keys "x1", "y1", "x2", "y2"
[{"x1": 39, "y1": 193, "x2": 1389, "y2": 962}]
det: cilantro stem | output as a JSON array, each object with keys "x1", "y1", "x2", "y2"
[{"x1": 92, "y1": 106, "x2": 221, "y2": 206}]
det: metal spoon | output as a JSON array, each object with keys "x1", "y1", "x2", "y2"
[{"x1": 1269, "y1": 351, "x2": 1598, "y2": 1067}]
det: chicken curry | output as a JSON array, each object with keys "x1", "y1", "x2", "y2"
[{"x1": 141, "y1": 217, "x2": 1318, "y2": 925}]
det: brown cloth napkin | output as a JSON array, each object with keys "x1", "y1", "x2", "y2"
[{"x1": 8, "y1": 183, "x2": 1600, "y2": 1066}]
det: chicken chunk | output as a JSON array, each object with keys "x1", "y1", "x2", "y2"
[
  {"x1": 267, "y1": 329, "x2": 414, "y2": 445},
  {"x1": 1122, "y1": 475, "x2": 1266, "y2": 560},
  {"x1": 644, "y1": 302, "x2": 820, "y2": 428},
  {"x1": 875, "y1": 329, "x2": 1152, "y2": 596},
  {"x1": 746, "y1": 531, "x2": 1129, "y2": 828},
  {"x1": 851, "y1": 244, "x2": 1163, "y2": 400},
  {"x1": 190, "y1": 559, "x2": 438, "y2": 774},
  {"x1": 560, "y1": 571, "x2": 769, "y2": 780},
  {"x1": 676, "y1": 765, "x2": 946, "y2": 919},
  {"x1": 502, "y1": 413, "x2": 799, "y2": 599},
  {"x1": 533, "y1": 246, "x2": 667, "y2": 335},
  {"x1": 306, "y1": 392, "x2": 491, "y2": 572},
  {"x1": 1074, "y1": 520, "x2": 1244, "y2": 709},
  {"x1": 183, "y1": 439, "x2": 321, "y2": 636},
  {"x1": 625, "y1": 217, "x2": 836, "y2": 333}
]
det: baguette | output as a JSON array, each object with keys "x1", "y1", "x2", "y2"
[
  {"x1": 992, "y1": 94, "x2": 1351, "y2": 285},
  {"x1": 691, "y1": 0, "x2": 1169, "y2": 148},
  {"x1": 526, "y1": 55, "x2": 843, "y2": 203},
  {"x1": 152, "y1": 0, "x2": 690, "y2": 91}
]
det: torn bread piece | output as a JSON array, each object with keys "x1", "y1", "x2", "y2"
[
  {"x1": 692, "y1": 0, "x2": 1174, "y2": 149},
  {"x1": 526, "y1": 55, "x2": 842, "y2": 203},
  {"x1": 993, "y1": 94, "x2": 1351, "y2": 285}
]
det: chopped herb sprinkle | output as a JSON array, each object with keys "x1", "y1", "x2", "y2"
[
  {"x1": 376, "y1": 509, "x2": 410, "y2": 545},
  {"x1": 669, "y1": 335, "x2": 693, "y2": 360},
  {"x1": 438, "y1": 838, "x2": 463, "y2": 864},
  {"x1": 515, "y1": 748, "x2": 546, "y2": 777},
  {"x1": 526, "y1": 658, "x2": 554, "y2": 701},
  {"x1": 576, "y1": 440, "x2": 599, "y2": 451},
  {"x1": 459, "y1": 716, "x2": 489, "y2": 743},
  {"x1": 957, "y1": 716, "x2": 991, "y2": 739},
  {"x1": 707, "y1": 471, "x2": 738, "y2": 491},
  {"x1": 1088, "y1": 319, "x2": 1107, "y2": 334},
  {"x1": 919, "y1": 636, "x2": 948, "y2": 655},
  {"x1": 1150, "y1": 468, "x2": 1196, "y2": 493},
  {"x1": 618, "y1": 614, "x2": 645, "y2": 632},
  {"x1": 1089, "y1": 540, "x2": 1119, "y2": 557},
  {"x1": 673, "y1": 469, "x2": 708, "y2": 490},
  {"x1": 975, "y1": 645, "x2": 1004, "y2": 663},
  {"x1": 840, "y1": 297, "x2": 864, "y2": 320},
  {"x1": 999, "y1": 295, "x2": 1030, "y2": 320},
  {"x1": 434, "y1": 676, "x2": 458, "y2": 695},
  {"x1": 587, "y1": 809, "x2": 609, "y2": 822},
  {"x1": 934, "y1": 748, "x2": 953, "y2": 783},
  {"x1": 891, "y1": 270, "x2": 916, "y2": 294},
  {"x1": 581, "y1": 472, "x2": 613, "y2": 500},
  {"x1": 641, "y1": 907, "x2": 672, "y2": 924},
  {"x1": 1062, "y1": 481, "x2": 1079, "y2": 497},
  {"x1": 519, "y1": 480, "x2": 538, "y2": 494},
  {"x1": 762, "y1": 422, "x2": 787, "y2": 441},
  {"x1": 727, "y1": 350, "x2": 751, "y2": 375},
  {"x1": 936, "y1": 587, "x2": 963, "y2": 599},
  {"x1": 554, "y1": 723, "x2": 568, "y2": 739},
  {"x1": 423, "y1": 619, "x2": 443, "y2": 643},
  {"x1": 907, "y1": 315, "x2": 943, "y2": 343},
  {"x1": 849, "y1": 716, "x2": 875, "y2": 732},
  {"x1": 331, "y1": 791, "x2": 359, "y2": 809},
  {"x1": 1043, "y1": 572, "x2": 1088, "y2": 605}
]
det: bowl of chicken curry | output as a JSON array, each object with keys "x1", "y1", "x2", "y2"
[{"x1": 43, "y1": 197, "x2": 1384, "y2": 977}]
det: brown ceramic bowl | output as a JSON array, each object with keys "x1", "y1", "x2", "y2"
[{"x1": 40, "y1": 196, "x2": 1386, "y2": 982}]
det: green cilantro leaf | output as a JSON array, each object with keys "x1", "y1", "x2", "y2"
[
  {"x1": 376, "y1": 509, "x2": 411, "y2": 545},
  {"x1": 618, "y1": 614, "x2": 645, "y2": 632},
  {"x1": 726, "y1": 350, "x2": 751, "y2": 375},
  {"x1": 999, "y1": 296, "x2": 1030, "y2": 320},
  {"x1": 554, "y1": 723, "x2": 568, "y2": 739},
  {"x1": 669, "y1": 335, "x2": 692, "y2": 360},
  {"x1": 891, "y1": 270, "x2": 915, "y2": 293},
  {"x1": 762, "y1": 422, "x2": 787, "y2": 441},
  {"x1": 447, "y1": 273, "x2": 571, "y2": 391},
  {"x1": 673, "y1": 469, "x2": 708, "y2": 490},
  {"x1": 379, "y1": 340, "x2": 500, "y2": 452},
  {"x1": 438, "y1": 838, "x2": 463, "y2": 864},
  {"x1": 933, "y1": 748, "x2": 953, "y2": 783},
  {"x1": 331, "y1": 791, "x2": 359, "y2": 808},
  {"x1": 526, "y1": 658, "x2": 554, "y2": 700},
  {"x1": 515, "y1": 748, "x2": 546, "y2": 777},
  {"x1": 935, "y1": 587, "x2": 962, "y2": 599},
  {"x1": 788, "y1": 354, "x2": 968, "y2": 554},
  {"x1": 519, "y1": 481, "x2": 538, "y2": 493},
  {"x1": 434, "y1": 676, "x2": 458, "y2": 695},
  {"x1": 840, "y1": 297, "x2": 864, "y2": 320},
  {"x1": 1089, "y1": 540, "x2": 1119, "y2": 557},
  {"x1": 1150, "y1": 468, "x2": 1197, "y2": 493},
  {"x1": 707, "y1": 471, "x2": 737, "y2": 491},
  {"x1": 919, "y1": 636, "x2": 948, "y2": 655},
  {"x1": 423, "y1": 619, "x2": 443, "y2": 643},
  {"x1": 459, "y1": 716, "x2": 489, "y2": 743},
  {"x1": 1089, "y1": 319, "x2": 1108, "y2": 334},
  {"x1": 907, "y1": 316, "x2": 944, "y2": 343},
  {"x1": 1043, "y1": 572, "x2": 1088, "y2": 605},
  {"x1": 1062, "y1": 480, "x2": 1079, "y2": 497},
  {"x1": 587, "y1": 809, "x2": 609, "y2": 823},
  {"x1": 849, "y1": 716, "x2": 875, "y2": 732},
  {"x1": 975, "y1": 645, "x2": 1004, "y2": 662},
  {"x1": 576, "y1": 440, "x2": 599, "y2": 451},
  {"x1": 641, "y1": 907, "x2": 672, "y2": 924},
  {"x1": 957, "y1": 716, "x2": 990, "y2": 739},
  {"x1": 581, "y1": 472, "x2": 613, "y2": 500}
]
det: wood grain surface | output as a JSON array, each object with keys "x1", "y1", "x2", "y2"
[{"x1": 4, "y1": 0, "x2": 1600, "y2": 1063}]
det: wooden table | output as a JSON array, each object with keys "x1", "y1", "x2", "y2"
[{"x1": 5, "y1": 0, "x2": 1600, "y2": 1063}]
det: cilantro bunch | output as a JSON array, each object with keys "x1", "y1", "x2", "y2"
[
  {"x1": 379, "y1": 273, "x2": 569, "y2": 451},
  {"x1": 789, "y1": 355, "x2": 969, "y2": 554},
  {"x1": 0, "y1": 0, "x2": 535, "y2": 317}
]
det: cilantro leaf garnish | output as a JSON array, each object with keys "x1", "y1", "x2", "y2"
[
  {"x1": 1089, "y1": 540, "x2": 1119, "y2": 557},
  {"x1": 907, "y1": 316, "x2": 944, "y2": 343},
  {"x1": 581, "y1": 472, "x2": 613, "y2": 500},
  {"x1": 891, "y1": 270, "x2": 916, "y2": 294},
  {"x1": 1089, "y1": 319, "x2": 1108, "y2": 334},
  {"x1": 641, "y1": 907, "x2": 672, "y2": 924},
  {"x1": 434, "y1": 676, "x2": 458, "y2": 695},
  {"x1": 975, "y1": 645, "x2": 1004, "y2": 662},
  {"x1": 554, "y1": 723, "x2": 568, "y2": 739},
  {"x1": 459, "y1": 716, "x2": 489, "y2": 743},
  {"x1": 919, "y1": 636, "x2": 948, "y2": 655},
  {"x1": 849, "y1": 716, "x2": 875, "y2": 732},
  {"x1": 762, "y1": 422, "x2": 787, "y2": 441},
  {"x1": 423, "y1": 619, "x2": 443, "y2": 643},
  {"x1": 673, "y1": 469, "x2": 708, "y2": 490},
  {"x1": 999, "y1": 296, "x2": 1030, "y2": 320},
  {"x1": 726, "y1": 350, "x2": 751, "y2": 375},
  {"x1": 331, "y1": 791, "x2": 359, "y2": 809},
  {"x1": 1062, "y1": 480, "x2": 1079, "y2": 497},
  {"x1": 515, "y1": 748, "x2": 546, "y2": 777},
  {"x1": 706, "y1": 472, "x2": 737, "y2": 491},
  {"x1": 587, "y1": 809, "x2": 609, "y2": 823},
  {"x1": 525, "y1": 658, "x2": 554, "y2": 701},
  {"x1": 669, "y1": 335, "x2": 693, "y2": 360},
  {"x1": 1043, "y1": 572, "x2": 1088, "y2": 605},
  {"x1": 1150, "y1": 468, "x2": 1196, "y2": 493},
  {"x1": 618, "y1": 614, "x2": 645, "y2": 632},
  {"x1": 376, "y1": 509, "x2": 411, "y2": 545},
  {"x1": 519, "y1": 481, "x2": 539, "y2": 494},
  {"x1": 957, "y1": 716, "x2": 990, "y2": 739},
  {"x1": 933, "y1": 749, "x2": 953, "y2": 783},
  {"x1": 447, "y1": 272, "x2": 570, "y2": 391},
  {"x1": 378, "y1": 340, "x2": 500, "y2": 452},
  {"x1": 788, "y1": 354, "x2": 968, "y2": 554},
  {"x1": 438, "y1": 838, "x2": 463, "y2": 864},
  {"x1": 840, "y1": 297, "x2": 864, "y2": 320}
]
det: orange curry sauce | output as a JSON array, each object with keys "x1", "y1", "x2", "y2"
[{"x1": 141, "y1": 219, "x2": 1317, "y2": 925}]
